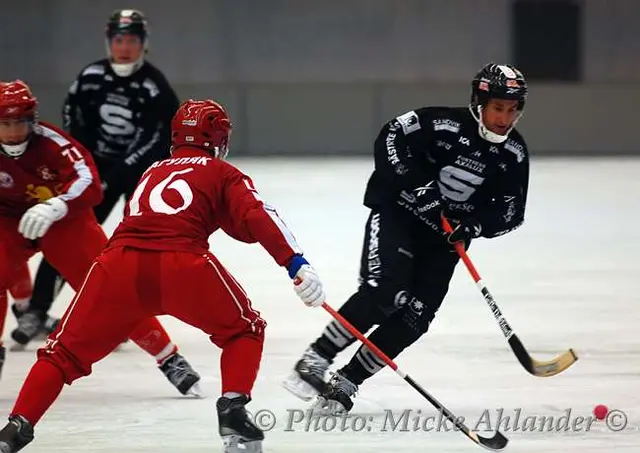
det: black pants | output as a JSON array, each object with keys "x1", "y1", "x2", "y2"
[
  {"x1": 312, "y1": 203, "x2": 463, "y2": 385},
  {"x1": 27, "y1": 159, "x2": 146, "y2": 315}
]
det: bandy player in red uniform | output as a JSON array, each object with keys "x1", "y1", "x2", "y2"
[
  {"x1": 0, "y1": 81, "x2": 201, "y2": 394},
  {"x1": 0, "y1": 99, "x2": 326, "y2": 453}
]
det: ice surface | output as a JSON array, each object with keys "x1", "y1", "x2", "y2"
[{"x1": 1, "y1": 157, "x2": 639, "y2": 452}]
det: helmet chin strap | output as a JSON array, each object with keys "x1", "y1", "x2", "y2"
[
  {"x1": 1, "y1": 141, "x2": 29, "y2": 158},
  {"x1": 0, "y1": 121, "x2": 35, "y2": 158},
  {"x1": 469, "y1": 105, "x2": 521, "y2": 144},
  {"x1": 105, "y1": 39, "x2": 145, "y2": 77},
  {"x1": 109, "y1": 55, "x2": 144, "y2": 77}
]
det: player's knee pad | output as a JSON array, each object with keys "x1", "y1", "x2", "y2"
[
  {"x1": 36, "y1": 340, "x2": 91, "y2": 384},
  {"x1": 398, "y1": 295, "x2": 436, "y2": 339},
  {"x1": 360, "y1": 281, "x2": 419, "y2": 319},
  {"x1": 381, "y1": 290, "x2": 437, "y2": 348}
]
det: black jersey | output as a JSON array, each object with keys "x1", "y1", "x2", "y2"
[
  {"x1": 62, "y1": 59, "x2": 180, "y2": 168},
  {"x1": 364, "y1": 107, "x2": 529, "y2": 238}
]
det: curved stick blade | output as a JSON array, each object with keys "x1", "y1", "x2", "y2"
[
  {"x1": 470, "y1": 429, "x2": 509, "y2": 451},
  {"x1": 509, "y1": 335, "x2": 578, "y2": 377}
]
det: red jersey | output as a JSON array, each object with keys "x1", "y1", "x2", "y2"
[
  {"x1": 0, "y1": 121, "x2": 102, "y2": 217},
  {"x1": 107, "y1": 147, "x2": 303, "y2": 266}
]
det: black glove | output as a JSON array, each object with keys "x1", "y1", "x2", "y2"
[{"x1": 446, "y1": 217, "x2": 482, "y2": 244}]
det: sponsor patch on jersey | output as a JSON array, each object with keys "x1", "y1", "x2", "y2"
[
  {"x1": 0, "y1": 171, "x2": 14, "y2": 188},
  {"x1": 504, "y1": 139, "x2": 525, "y2": 162},
  {"x1": 432, "y1": 118, "x2": 460, "y2": 133},
  {"x1": 436, "y1": 140, "x2": 452, "y2": 150},
  {"x1": 396, "y1": 111, "x2": 421, "y2": 134},
  {"x1": 455, "y1": 155, "x2": 486, "y2": 173},
  {"x1": 37, "y1": 165, "x2": 57, "y2": 181},
  {"x1": 25, "y1": 184, "x2": 59, "y2": 202}
]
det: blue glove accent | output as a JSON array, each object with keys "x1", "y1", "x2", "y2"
[{"x1": 286, "y1": 254, "x2": 309, "y2": 279}]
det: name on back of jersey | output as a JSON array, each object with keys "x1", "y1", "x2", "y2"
[{"x1": 148, "y1": 156, "x2": 212, "y2": 171}]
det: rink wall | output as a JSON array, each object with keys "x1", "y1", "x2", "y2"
[
  {"x1": 2, "y1": 0, "x2": 640, "y2": 156},
  {"x1": 23, "y1": 82, "x2": 640, "y2": 156}
]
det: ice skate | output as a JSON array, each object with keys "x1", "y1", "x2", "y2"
[
  {"x1": 217, "y1": 395, "x2": 263, "y2": 453},
  {"x1": 9, "y1": 308, "x2": 59, "y2": 352},
  {"x1": 312, "y1": 371, "x2": 358, "y2": 415},
  {"x1": 282, "y1": 345, "x2": 331, "y2": 401},
  {"x1": 41, "y1": 315, "x2": 60, "y2": 336},
  {"x1": 159, "y1": 352, "x2": 203, "y2": 397},
  {"x1": 28, "y1": 315, "x2": 61, "y2": 344},
  {"x1": 0, "y1": 415, "x2": 34, "y2": 453},
  {"x1": 10, "y1": 310, "x2": 45, "y2": 349}
]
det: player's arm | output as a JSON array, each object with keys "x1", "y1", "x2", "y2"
[
  {"x1": 220, "y1": 165, "x2": 325, "y2": 307},
  {"x1": 61, "y1": 72, "x2": 95, "y2": 151},
  {"x1": 122, "y1": 77, "x2": 179, "y2": 167},
  {"x1": 54, "y1": 138, "x2": 103, "y2": 212},
  {"x1": 374, "y1": 108, "x2": 434, "y2": 192},
  {"x1": 17, "y1": 133, "x2": 102, "y2": 240},
  {"x1": 477, "y1": 147, "x2": 529, "y2": 238},
  {"x1": 375, "y1": 109, "x2": 445, "y2": 224},
  {"x1": 221, "y1": 168, "x2": 303, "y2": 266}
]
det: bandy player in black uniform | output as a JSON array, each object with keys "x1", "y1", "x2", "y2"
[
  {"x1": 11, "y1": 10, "x2": 180, "y2": 345},
  {"x1": 284, "y1": 63, "x2": 530, "y2": 413}
]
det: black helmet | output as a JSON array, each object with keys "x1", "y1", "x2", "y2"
[
  {"x1": 469, "y1": 63, "x2": 528, "y2": 143},
  {"x1": 105, "y1": 9, "x2": 149, "y2": 77},
  {"x1": 106, "y1": 9, "x2": 148, "y2": 41}
]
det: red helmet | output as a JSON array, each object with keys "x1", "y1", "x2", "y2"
[
  {"x1": 171, "y1": 99, "x2": 232, "y2": 159},
  {"x1": 0, "y1": 80, "x2": 37, "y2": 120}
]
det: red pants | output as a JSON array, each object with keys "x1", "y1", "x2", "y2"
[
  {"x1": 0, "y1": 211, "x2": 104, "y2": 343},
  {"x1": 43, "y1": 247, "x2": 266, "y2": 394},
  {"x1": 0, "y1": 212, "x2": 175, "y2": 360},
  {"x1": 0, "y1": 211, "x2": 105, "y2": 294}
]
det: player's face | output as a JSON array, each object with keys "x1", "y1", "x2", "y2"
[
  {"x1": 109, "y1": 34, "x2": 143, "y2": 63},
  {"x1": 482, "y1": 99, "x2": 519, "y2": 136},
  {"x1": 0, "y1": 118, "x2": 29, "y2": 145}
]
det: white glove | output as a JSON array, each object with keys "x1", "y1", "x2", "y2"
[
  {"x1": 293, "y1": 264, "x2": 325, "y2": 307},
  {"x1": 18, "y1": 197, "x2": 69, "y2": 240}
]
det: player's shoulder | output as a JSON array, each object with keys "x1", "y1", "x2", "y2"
[
  {"x1": 67, "y1": 59, "x2": 109, "y2": 95},
  {"x1": 502, "y1": 128, "x2": 529, "y2": 164},
  {"x1": 137, "y1": 61, "x2": 174, "y2": 98},
  {"x1": 76, "y1": 59, "x2": 110, "y2": 80},
  {"x1": 188, "y1": 154, "x2": 251, "y2": 187},
  {"x1": 423, "y1": 106, "x2": 468, "y2": 134},
  {"x1": 391, "y1": 106, "x2": 466, "y2": 136},
  {"x1": 33, "y1": 122, "x2": 74, "y2": 150},
  {"x1": 139, "y1": 61, "x2": 170, "y2": 81}
]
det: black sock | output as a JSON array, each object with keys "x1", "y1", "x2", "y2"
[
  {"x1": 339, "y1": 304, "x2": 434, "y2": 385},
  {"x1": 311, "y1": 287, "x2": 385, "y2": 361}
]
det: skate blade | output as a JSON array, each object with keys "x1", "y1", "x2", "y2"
[
  {"x1": 310, "y1": 396, "x2": 348, "y2": 416},
  {"x1": 222, "y1": 435, "x2": 263, "y2": 453},
  {"x1": 186, "y1": 382, "x2": 205, "y2": 398},
  {"x1": 9, "y1": 342, "x2": 27, "y2": 352},
  {"x1": 282, "y1": 371, "x2": 320, "y2": 401}
]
